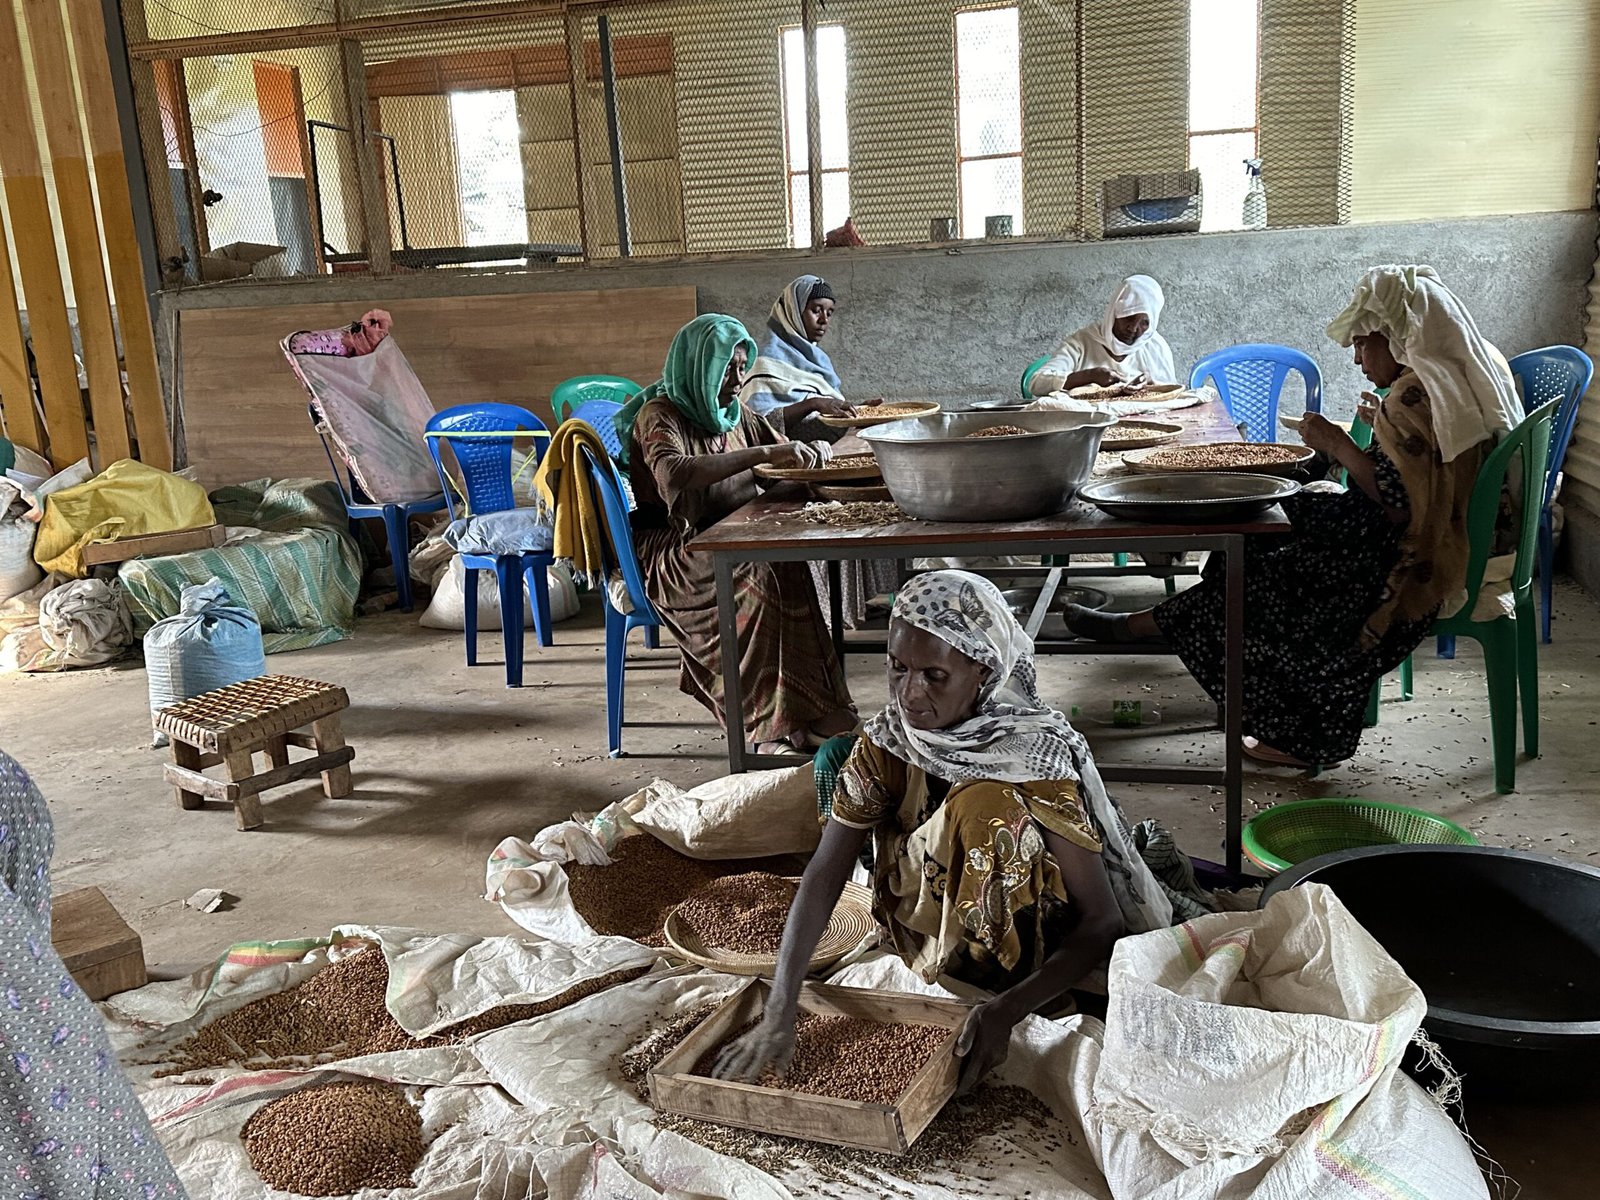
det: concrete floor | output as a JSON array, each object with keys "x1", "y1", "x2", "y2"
[{"x1": 3, "y1": 574, "x2": 1596, "y2": 1194}]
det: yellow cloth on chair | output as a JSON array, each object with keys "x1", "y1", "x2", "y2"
[
  {"x1": 33, "y1": 460, "x2": 215, "y2": 578},
  {"x1": 533, "y1": 420, "x2": 611, "y2": 587}
]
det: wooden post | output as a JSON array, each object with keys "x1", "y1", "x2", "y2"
[
  {"x1": 116, "y1": 0, "x2": 187, "y2": 281},
  {"x1": 0, "y1": 0, "x2": 86, "y2": 466},
  {"x1": 564, "y1": 9, "x2": 596, "y2": 258},
  {"x1": 0, "y1": 205, "x2": 43, "y2": 454},
  {"x1": 164, "y1": 62, "x2": 210, "y2": 257},
  {"x1": 801, "y1": 0, "x2": 823, "y2": 249},
  {"x1": 21, "y1": 0, "x2": 132, "y2": 466},
  {"x1": 340, "y1": 39, "x2": 392, "y2": 274},
  {"x1": 62, "y1": 0, "x2": 172, "y2": 469}
]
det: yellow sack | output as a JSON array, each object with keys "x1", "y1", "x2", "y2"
[{"x1": 33, "y1": 459, "x2": 215, "y2": 578}]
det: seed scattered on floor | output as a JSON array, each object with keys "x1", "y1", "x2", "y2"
[
  {"x1": 798, "y1": 500, "x2": 907, "y2": 526},
  {"x1": 563, "y1": 834, "x2": 797, "y2": 946},
  {"x1": 242, "y1": 1080, "x2": 422, "y2": 1196},
  {"x1": 150, "y1": 946, "x2": 645, "y2": 1075},
  {"x1": 694, "y1": 1012, "x2": 948, "y2": 1104},
  {"x1": 674, "y1": 872, "x2": 797, "y2": 956}
]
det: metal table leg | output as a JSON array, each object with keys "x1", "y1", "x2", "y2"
[
  {"x1": 1223, "y1": 534, "x2": 1245, "y2": 875},
  {"x1": 827, "y1": 558, "x2": 845, "y2": 672},
  {"x1": 714, "y1": 552, "x2": 746, "y2": 773}
]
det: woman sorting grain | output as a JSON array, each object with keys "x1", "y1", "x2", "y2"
[
  {"x1": 741, "y1": 274, "x2": 900, "y2": 629},
  {"x1": 1065, "y1": 265, "x2": 1523, "y2": 768},
  {"x1": 716, "y1": 572, "x2": 1175, "y2": 1093},
  {"x1": 1027, "y1": 275, "x2": 1177, "y2": 396},
  {"x1": 0, "y1": 749, "x2": 189, "y2": 1198},
  {"x1": 619, "y1": 314, "x2": 858, "y2": 755}
]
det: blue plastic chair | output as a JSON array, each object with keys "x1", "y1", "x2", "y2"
[
  {"x1": 1189, "y1": 344, "x2": 1324, "y2": 443},
  {"x1": 311, "y1": 420, "x2": 445, "y2": 614},
  {"x1": 425, "y1": 403, "x2": 555, "y2": 688},
  {"x1": 580, "y1": 444, "x2": 665, "y2": 756},
  {"x1": 552, "y1": 375, "x2": 640, "y2": 423},
  {"x1": 568, "y1": 398, "x2": 625, "y2": 460}
]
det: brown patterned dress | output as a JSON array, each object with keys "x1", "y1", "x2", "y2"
[
  {"x1": 833, "y1": 735, "x2": 1104, "y2": 993},
  {"x1": 628, "y1": 397, "x2": 852, "y2": 742}
]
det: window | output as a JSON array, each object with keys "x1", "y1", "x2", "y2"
[
  {"x1": 955, "y1": 7, "x2": 1022, "y2": 239},
  {"x1": 449, "y1": 89, "x2": 527, "y2": 245},
  {"x1": 780, "y1": 25, "x2": 849, "y2": 249},
  {"x1": 1188, "y1": 0, "x2": 1260, "y2": 232}
]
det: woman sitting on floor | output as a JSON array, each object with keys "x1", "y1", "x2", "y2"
[
  {"x1": 618, "y1": 314, "x2": 858, "y2": 756},
  {"x1": 1066, "y1": 264, "x2": 1522, "y2": 768},
  {"x1": 715, "y1": 571, "x2": 1177, "y2": 1092},
  {"x1": 741, "y1": 274, "x2": 898, "y2": 629},
  {"x1": 1028, "y1": 274, "x2": 1177, "y2": 396}
]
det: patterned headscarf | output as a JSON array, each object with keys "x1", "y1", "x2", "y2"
[
  {"x1": 615, "y1": 314, "x2": 757, "y2": 464},
  {"x1": 866, "y1": 571, "x2": 1172, "y2": 933}
]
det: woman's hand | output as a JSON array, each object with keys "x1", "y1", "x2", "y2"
[
  {"x1": 1355, "y1": 391, "x2": 1381, "y2": 428},
  {"x1": 713, "y1": 1011, "x2": 797, "y2": 1083},
  {"x1": 1070, "y1": 367, "x2": 1121, "y2": 389},
  {"x1": 810, "y1": 396, "x2": 857, "y2": 419},
  {"x1": 1298, "y1": 412, "x2": 1354, "y2": 459},
  {"x1": 953, "y1": 998, "x2": 1020, "y2": 1095},
  {"x1": 762, "y1": 442, "x2": 806, "y2": 468}
]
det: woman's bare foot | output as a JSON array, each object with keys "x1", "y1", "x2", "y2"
[
  {"x1": 1241, "y1": 737, "x2": 1325, "y2": 769},
  {"x1": 756, "y1": 739, "x2": 806, "y2": 757},
  {"x1": 1062, "y1": 605, "x2": 1162, "y2": 643}
]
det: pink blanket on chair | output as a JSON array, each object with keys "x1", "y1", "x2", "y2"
[{"x1": 282, "y1": 336, "x2": 441, "y2": 503}]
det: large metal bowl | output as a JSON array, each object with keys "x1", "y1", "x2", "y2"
[
  {"x1": 1076, "y1": 472, "x2": 1300, "y2": 524},
  {"x1": 859, "y1": 410, "x2": 1115, "y2": 521}
]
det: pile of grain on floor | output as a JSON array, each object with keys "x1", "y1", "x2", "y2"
[
  {"x1": 562, "y1": 835, "x2": 795, "y2": 947},
  {"x1": 693, "y1": 1012, "x2": 948, "y2": 1104},
  {"x1": 153, "y1": 946, "x2": 646, "y2": 1075},
  {"x1": 242, "y1": 1080, "x2": 423, "y2": 1196},
  {"x1": 673, "y1": 872, "x2": 797, "y2": 955}
]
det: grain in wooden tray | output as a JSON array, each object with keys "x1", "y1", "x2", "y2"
[
  {"x1": 563, "y1": 834, "x2": 796, "y2": 946},
  {"x1": 242, "y1": 1080, "x2": 422, "y2": 1196},
  {"x1": 864, "y1": 403, "x2": 936, "y2": 417},
  {"x1": 693, "y1": 1012, "x2": 948, "y2": 1104},
  {"x1": 674, "y1": 872, "x2": 797, "y2": 955},
  {"x1": 1137, "y1": 443, "x2": 1306, "y2": 471},
  {"x1": 825, "y1": 454, "x2": 879, "y2": 470}
]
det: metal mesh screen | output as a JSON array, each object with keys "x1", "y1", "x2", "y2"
[{"x1": 128, "y1": 0, "x2": 1563, "y2": 284}]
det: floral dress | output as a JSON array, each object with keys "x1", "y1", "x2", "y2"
[{"x1": 832, "y1": 736, "x2": 1103, "y2": 993}]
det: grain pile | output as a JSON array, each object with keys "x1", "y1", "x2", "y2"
[
  {"x1": 563, "y1": 834, "x2": 794, "y2": 947},
  {"x1": 799, "y1": 500, "x2": 907, "y2": 527},
  {"x1": 674, "y1": 872, "x2": 797, "y2": 955},
  {"x1": 965, "y1": 425, "x2": 1030, "y2": 438},
  {"x1": 1138, "y1": 443, "x2": 1306, "y2": 471},
  {"x1": 825, "y1": 454, "x2": 880, "y2": 471},
  {"x1": 242, "y1": 1080, "x2": 423, "y2": 1196},
  {"x1": 693, "y1": 1012, "x2": 947, "y2": 1104},
  {"x1": 153, "y1": 946, "x2": 645, "y2": 1075},
  {"x1": 862, "y1": 403, "x2": 934, "y2": 417}
]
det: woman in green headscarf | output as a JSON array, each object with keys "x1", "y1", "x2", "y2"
[{"x1": 621, "y1": 315, "x2": 857, "y2": 754}]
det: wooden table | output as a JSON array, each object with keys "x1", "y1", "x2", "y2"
[{"x1": 687, "y1": 400, "x2": 1288, "y2": 875}]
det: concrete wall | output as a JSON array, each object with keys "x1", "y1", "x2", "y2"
[{"x1": 163, "y1": 209, "x2": 1595, "y2": 423}]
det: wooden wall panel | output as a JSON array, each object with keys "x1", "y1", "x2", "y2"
[{"x1": 178, "y1": 285, "x2": 696, "y2": 489}]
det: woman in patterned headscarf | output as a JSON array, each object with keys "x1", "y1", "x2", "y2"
[
  {"x1": 0, "y1": 750, "x2": 188, "y2": 1199},
  {"x1": 716, "y1": 571, "x2": 1172, "y2": 1094},
  {"x1": 1067, "y1": 265, "x2": 1518, "y2": 768},
  {"x1": 620, "y1": 314, "x2": 858, "y2": 754}
]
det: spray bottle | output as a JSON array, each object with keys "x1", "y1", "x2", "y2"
[{"x1": 1242, "y1": 158, "x2": 1267, "y2": 230}]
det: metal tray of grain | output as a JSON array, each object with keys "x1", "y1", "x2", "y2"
[
  {"x1": 650, "y1": 979, "x2": 972, "y2": 1155},
  {"x1": 859, "y1": 410, "x2": 1115, "y2": 522},
  {"x1": 1077, "y1": 472, "x2": 1300, "y2": 524},
  {"x1": 662, "y1": 879, "x2": 877, "y2": 976}
]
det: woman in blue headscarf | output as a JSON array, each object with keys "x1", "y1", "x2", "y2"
[
  {"x1": 739, "y1": 275, "x2": 878, "y2": 440},
  {"x1": 621, "y1": 315, "x2": 858, "y2": 754}
]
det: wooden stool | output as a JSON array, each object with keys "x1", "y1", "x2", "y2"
[{"x1": 156, "y1": 675, "x2": 354, "y2": 830}]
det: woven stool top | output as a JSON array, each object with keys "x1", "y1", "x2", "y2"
[{"x1": 155, "y1": 675, "x2": 349, "y2": 753}]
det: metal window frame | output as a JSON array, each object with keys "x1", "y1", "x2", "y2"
[
  {"x1": 778, "y1": 21, "x2": 848, "y2": 249},
  {"x1": 954, "y1": 4, "x2": 1024, "y2": 237}
]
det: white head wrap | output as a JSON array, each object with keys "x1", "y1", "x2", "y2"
[
  {"x1": 1096, "y1": 275, "x2": 1165, "y2": 356},
  {"x1": 867, "y1": 571, "x2": 1172, "y2": 933},
  {"x1": 1326, "y1": 264, "x2": 1521, "y2": 463}
]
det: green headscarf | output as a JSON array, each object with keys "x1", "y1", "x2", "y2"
[{"x1": 616, "y1": 313, "x2": 756, "y2": 464}]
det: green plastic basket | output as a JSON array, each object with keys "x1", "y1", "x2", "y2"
[{"x1": 1242, "y1": 798, "x2": 1479, "y2": 873}]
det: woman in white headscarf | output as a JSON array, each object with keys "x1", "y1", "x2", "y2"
[
  {"x1": 1067, "y1": 265, "x2": 1519, "y2": 768},
  {"x1": 1028, "y1": 274, "x2": 1178, "y2": 396},
  {"x1": 715, "y1": 571, "x2": 1176, "y2": 1094}
]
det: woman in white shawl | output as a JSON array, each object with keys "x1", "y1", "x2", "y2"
[
  {"x1": 1067, "y1": 265, "x2": 1520, "y2": 768},
  {"x1": 1028, "y1": 274, "x2": 1178, "y2": 396},
  {"x1": 716, "y1": 571, "x2": 1174, "y2": 1093}
]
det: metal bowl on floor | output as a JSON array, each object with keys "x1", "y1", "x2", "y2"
[
  {"x1": 1261, "y1": 845, "x2": 1600, "y2": 1093},
  {"x1": 1000, "y1": 584, "x2": 1111, "y2": 639},
  {"x1": 1077, "y1": 472, "x2": 1300, "y2": 524},
  {"x1": 859, "y1": 410, "x2": 1115, "y2": 522}
]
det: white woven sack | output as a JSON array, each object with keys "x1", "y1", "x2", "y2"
[
  {"x1": 143, "y1": 580, "x2": 266, "y2": 746},
  {"x1": 0, "y1": 516, "x2": 40, "y2": 603},
  {"x1": 1089, "y1": 884, "x2": 1487, "y2": 1199},
  {"x1": 419, "y1": 558, "x2": 578, "y2": 630}
]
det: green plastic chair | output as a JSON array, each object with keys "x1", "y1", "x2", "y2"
[
  {"x1": 551, "y1": 374, "x2": 640, "y2": 424},
  {"x1": 1019, "y1": 354, "x2": 1052, "y2": 399},
  {"x1": 1370, "y1": 400, "x2": 1556, "y2": 793}
]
